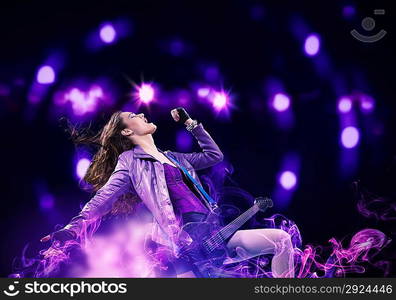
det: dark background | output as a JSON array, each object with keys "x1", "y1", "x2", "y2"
[{"x1": 0, "y1": 0, "x2": 395, "y2": 277}]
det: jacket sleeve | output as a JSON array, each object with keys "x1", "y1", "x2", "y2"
[
  {"x1": 173, "y1": 123, "x2": 224, "y2": 170},
  {"x1": 63, "y1": 152, "x2": 133, "y2": 236}
]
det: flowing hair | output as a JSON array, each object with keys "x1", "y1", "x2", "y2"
[{"x1": 61, "y1": 111, "x2": 138, "y2": 215}]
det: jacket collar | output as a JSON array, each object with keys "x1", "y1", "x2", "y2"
[{"x1": 132, "y1": 144, "x2": 166, "y2": 159}]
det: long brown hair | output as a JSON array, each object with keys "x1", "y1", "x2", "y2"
[{"x1": 62, "y1": 111, "x2": 137, "y2": 215}]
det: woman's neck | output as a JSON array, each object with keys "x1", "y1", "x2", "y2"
[{"x1": 134, "y1": 135, "x2": 159, "y2": 154}]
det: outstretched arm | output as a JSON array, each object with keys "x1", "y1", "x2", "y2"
[{"x1": 41, "y1": 152, "x2": 133, "y2": 242}]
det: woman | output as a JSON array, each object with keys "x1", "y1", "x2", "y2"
[{"x1": 40, "y1": 108, "x2": 295, "y2": 278}]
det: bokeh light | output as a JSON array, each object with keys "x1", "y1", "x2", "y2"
[
  {"x1": 212, "y1": 91, "x2": 228, "y2": 110},
  {"x1": 338, "y1": 97, "x2": 352, "y2": 113},
  {"x1": 304, "y1": 34, "x2": 320, "y2": 56},
  {"x1": 360, "y1": 95, "x2": 375, "y2": 112},
  {"x1": 59, "y1": 85, "x2": 104, "y2": 116},
  {"x1": 279, "y1": 171, "x2": 297, "y2": 190},
  {"x1": 37, "y1": 65, "x2": 55, "y2": 84},
  {"x1": 100, "y1": 24, "x2": 117, "y2": 44},
  {"x1": 272, "y1": 93, "x2": 291, "y2": 112},
  {"x1": 341, "y1": 126, "x2": 360, "y2": 149},
  {"x1": 76, "y1": 158, "x2": 91, "y2": 179},
  {"x1": 137, "y1": 83, "x2": 155, "y2": 103},
  {"x1": 197, "y1": 87, "x2": 211, "y2": 98}
]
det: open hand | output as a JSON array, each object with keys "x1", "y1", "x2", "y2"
[{"x1": 41, "y1": 246, "x2": 66, "y2": 260}]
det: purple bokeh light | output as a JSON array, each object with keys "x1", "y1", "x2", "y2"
[
  {"x1": 28, "y1": 53, "x2": 65, "y2": 105},
  {"x1": 63, "y1": 86, "x2": 104, "y2": 116},
  {"x1": 37, "y1": 65, "x2": 55, "y2": 84},
  {"x1": 87, "y1": 19, "x2": 132, "y2": 50},
  {"x1": 212, "y1": 91, "x2": 228, "y2": 110},
  {"x1": 360, "y1": 95, "x2": 375, "y2": 112},
  {"x1": 338, "y1": 97, "x2": 352, "y2": 113},
  {"x1": 279, "y1": 171, "x2": 297, "y2": 190},
  {"x1": 100, "y1": 24, "x2": 117, "y2": 44},
  {"x1": 76, "y1": 158, "x2": 91, "y2": 179},
  {"x1": 137, "y1": 83, "x2": 155, "y2": 103},
  {"x1": 341, "y1": 126, "x2": 360, "y2": 149},
  {"x1": 197, "y1": 87, "x2": 211, "y2": 98},
  {"x1": 273, "y1": 153, "x2": 300, "y2": 210},
  {"x1": 304, "y1": 34, "x2": 320, "y2": 56},
  {"x1": 272, "y1": 93, "x2": 290, "y2": 112}
]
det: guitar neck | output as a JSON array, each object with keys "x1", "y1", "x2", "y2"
[{"x1": 206, "y1": 204, "x2": 260, "y2": 249}]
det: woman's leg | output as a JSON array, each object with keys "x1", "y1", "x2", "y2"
[{"x1": 225, "y1": 228, "x2": 295, "y2": 278}]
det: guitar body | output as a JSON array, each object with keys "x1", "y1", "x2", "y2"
[
  {"x1": 179, "y1": 220, "x2": 229, "y2": 277},
  {"x1": 173, "y1": 197, "x2": 273, "y2": 278}
]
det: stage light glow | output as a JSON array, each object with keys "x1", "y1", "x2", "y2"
[
  {"x1": 360, "y1": 95, "x2": 375, "y2": 112},
  {"x1": 304, "y1": 34, "x2": 320, "y2": 56},
  {"x1": 272, "y1": 93, "x2": 290, "y2": 112},
  {"x1": 280, "y1": 171, "x2": 297, "y2": 190},
  {"x1": 37, "y1": 65, "x2": 55, "y2": 84},
  {"x1": 197, "y1": 87, "x2": 210, "y2": 98},
  {"x1": 341, "y1": 126, "x2": 360, "y2": 149},
  {"x1": 68, "y1": 88, "x2": 84, "y2": 102},
  {"x1": 338, "y1": 97, "x2": 352, "y2": 113},
  {"x1": 64, "y1": 86, "x2": 104, "y2": 116},
  {"x1": 88, "y1": 85, "x2": 104, "y2": 99},
  {"x1": 100, "y1": 24, "x2": 117, "y2": 43},
  {"x1": 138, "y1": 84, "x2": 155, "y2": 103},
  {"x1": 212, "y1": 91, "x2": 228, "y2": 110},
  {"x1": 76, "y1": 220, "x2": 155, "y2": 277},
  {"x1": 76, "y1": 158, "x2": 91, "y2": 179}
]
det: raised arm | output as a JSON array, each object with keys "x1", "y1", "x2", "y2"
[
  {"x1": 170, "y1": 107, "x2": 224, "y2": 170},
  {"x1": 180, "y1": 123, "x2": 224, "y2": 170}
]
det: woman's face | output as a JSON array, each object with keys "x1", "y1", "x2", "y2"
[{"x1": 120, "y1": 111, "x2": 157, "y2": 136}]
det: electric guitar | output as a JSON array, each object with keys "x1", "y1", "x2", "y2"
[{"x1": 175, "y1": 197, "x2": 273, "y2": 277}]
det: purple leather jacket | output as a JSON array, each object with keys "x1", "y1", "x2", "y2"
[{"x1": 63, "y1": 123, "x2": 223, "y2": 254}]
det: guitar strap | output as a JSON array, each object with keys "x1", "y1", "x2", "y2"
[{"x1": 163, "y1": 152, "x2": 218, "y2": 212}]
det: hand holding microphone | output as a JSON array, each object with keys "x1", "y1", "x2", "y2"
[
  {"x1": 171, "y1": 107, "x2": 198, "y2": 131},
  {"x1": 171, "y1": 107, "x2": 193, "y2": 125}
]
